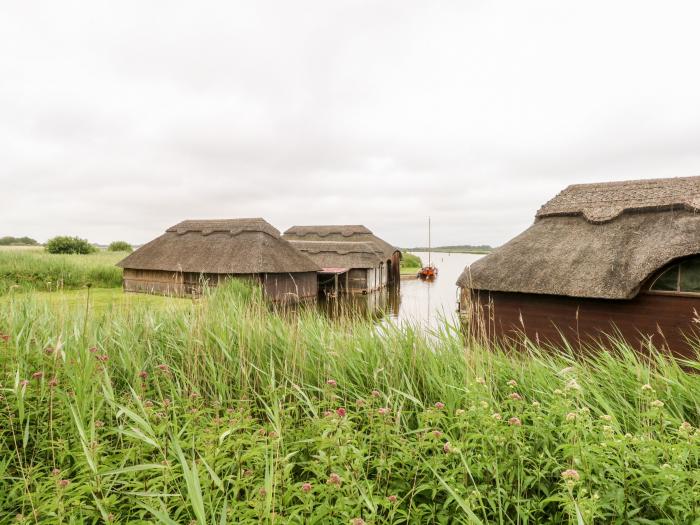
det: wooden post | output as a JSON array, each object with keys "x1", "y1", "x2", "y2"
[{"x1": 334, "y1": 273, "x2": 338, "y2": 298}]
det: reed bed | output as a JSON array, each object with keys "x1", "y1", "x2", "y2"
[
  {"x1": 0, "y1": 249, "x2": 124, "y2": 295},
  {"x1": 1, "y1": 281, "x2": 699, "y2": 523}
]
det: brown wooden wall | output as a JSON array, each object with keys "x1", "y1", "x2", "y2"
[
  {"x1": 392, "y1": 252, "x2": 401, "y2": 286},
  {"x1": 123, "y1": 269, "x2": 317, "y2": 303},
  {"x1": 462, "y1": 289, "x2": 700, "y2": 359},
  {"x1": 260, "y1": 272, "x2": 317, "y2": 302}
]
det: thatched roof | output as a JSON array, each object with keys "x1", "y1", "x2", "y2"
[
  {"x1": 458, "y1": 176, "x2": 700, "y2": 300},
  {"x1": 117, "y1": 219, "x2": 321, "y2": 274},
  {"x1": 537, "y1": 176, "x2": 700, "y2": 223},
  {"x1": 283, "y1": 225, "x2": 399, "y2": 259},
  {"x1": 288, "y1": 240, "x2": 383, "y2": 269}
]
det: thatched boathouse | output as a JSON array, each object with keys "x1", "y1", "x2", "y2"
[
  {"x1": 287, "y1": 240, "x2": 386, "y2": 294},
  {"x1": 116, "y1": 219, "x2": 320, "y2": 302},
  {"x1": 283, "y1": 225, "x2": 401, "y2": 288},
  {"x1": 457, "y1": 176, "x2": 700, "y2": 356}
]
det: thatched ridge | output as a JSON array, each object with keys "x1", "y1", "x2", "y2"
[
  {"x1": 458, "y1": 176, "x2": 700, "y2": 300},
  {"x1": 283, "y1": 225, "x2": 399, "y2": 259},
  {"x1": 288, "y1": 240, "x2": 383, "y2": 269},
  {"x1": 117, "y1": 219, "x2": 320, "y2": 274},
  {"x1": 537, "y1": 176, "x2": 700, "y2": 223}
]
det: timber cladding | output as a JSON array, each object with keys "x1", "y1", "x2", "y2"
[
  {"x1": 123, "y1": 269, "x2": 317, "y2": 302},
  {"x1": 465, "y1": 289, "x2": 700, "y2": 359}
]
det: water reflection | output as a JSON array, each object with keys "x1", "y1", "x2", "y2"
[{"x1": 318, "y1": 252, "x2": 485, "y2": 328}]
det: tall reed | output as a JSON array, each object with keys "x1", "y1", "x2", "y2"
[{"x1": 1, "y1": 280, "x2": 699, "y2": 523}]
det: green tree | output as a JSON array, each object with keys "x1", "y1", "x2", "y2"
[
  {"x1": 45, "y1": 236, "x2": 97, "y2": 254},
  {"x1": 107, "y1": 241, "x2": 133, "y2": 252},
  {"x1": 0, "y1": 236, "x2": 39, "y2": 246}
]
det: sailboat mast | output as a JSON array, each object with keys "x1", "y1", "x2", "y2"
[{"x1": 428, "y1": 216, "x2": 431, "y2": 266}]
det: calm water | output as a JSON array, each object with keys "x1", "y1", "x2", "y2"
[
  {"x1": 391, "y1": 252, "x2": 484, "y2": 328},
  {"x1": 318, "y1": 252, "x2": 484, "y2": 329}
]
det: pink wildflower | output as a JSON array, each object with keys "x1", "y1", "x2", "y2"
[
  {"x1": 371, "y1": 389, "x2": 381, "y2": 397},
  {"x1": 138, "y1": 371, "x2": 148, "y2": 380},
  {"x1": 327, "y1": 472, "x2": 342, "y2": 486},
  {"x1": 443, "y1": 441, "x2": 452, "y2": 453},
  {"x1": 508, "y1": 417, "x2": 522, "y2": 426},
  {"x1": 387, "y1": 494, "x2": 398, "y2": 503},
  {"x1": 351, "y1": 519, "x2": 366, "y2": 525},
  {"x1": 434, "y1": 402, "x2": 445, "y2": 409},
  {"x1": 58, "y1": 479, "x2": 70, "y2": 488},
  {"x1": 156, "y1": 364, "x2": 169, "y2": 373},
  {"x1": 336, "y1": 407, "x2": 347, "y2": 417},
  {"x1": 48, "y1": 377, "x2": 58, "y2": 388},
  {"x1": 492, "y1": 413, "x2": 502, "y2": 420},
  {"x1": 323, "y1": 410, "x2": 334, "y2": 418},
  {"x1": 509, "y1": 392, "x2": 522, "y2": 401},
  {"x1": 506, "y1": 379, "x2": 517, "y2": 387},
  {"x1": 561, "y1": 469, "x2": 580, "y2": 482},
  {"x1": 432, "y1": 430, "x2": 443, "y2": 438},
  {"x1": 0, "y1": 334, "x2": 10, "y2": 342},
  {"x1": 326, "y1": 379, "x2": 337, "y2": 387},
  {"x1": 302, "y1": 482, "x2": 312, "y2": 493},
  {"x1": 19, "y1": 379, "x2": 29, "y2": 388},
  {"x1": 44, "y1": 347, "x2": 54, "y2": 355},
  {"x1": 94, "y1": 420, "x2": 104, "y2": 428},
  {"x1": 89, "y1": 347, "x2": 98, "y2": 353},
  {"x1": 51, "y1": 468, "x2": 61, "y2": 476},
  {"x1": 377, "y1": 407, "x2": 390, "y2": 416},
  {"x1": 32, "y1": 371, "x2": 44, "y2": 380},
  {"x1": 355, "y1": 398, "x2": 366, "y2": 407}
]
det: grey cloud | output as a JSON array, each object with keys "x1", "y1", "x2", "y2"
[{"x1": 2, "y1": 1, "x2": 700, "y2": 247}]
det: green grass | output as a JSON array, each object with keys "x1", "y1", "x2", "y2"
[
  {"x1": 0, "y1": 248, "x2": 124, "y2": 295},
  {"x1": 0, "y1": 287, "x2": 189, "y2": 314},
  {"x1": 400, "y1": 252, "x2": 422, "y2": 274},
  {"x1": 1, "y1": 280, "x2": 700, "y2": 523}
]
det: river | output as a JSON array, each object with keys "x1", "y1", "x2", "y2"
[
  {"x1": 317, "y1": 252, "x2": 485, "y2": 330},
  {"x1": 391, "y1": 252, "x2": 484, "y2": 329}
]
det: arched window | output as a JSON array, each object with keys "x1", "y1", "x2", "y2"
[{"x1": 649, "y1": 257, "x2": 700, "y2": 294}]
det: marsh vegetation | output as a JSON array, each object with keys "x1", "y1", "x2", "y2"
[{"x1": 2, "y1": 276, "x2": 700, "y2": 523}]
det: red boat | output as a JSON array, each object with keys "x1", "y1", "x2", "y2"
[
  {"x1": 418, "y1": 217, "x2": 438, "y2": 280},
  {"x1": 418, "y1": 264, "x2": 438, "y2": 279}
]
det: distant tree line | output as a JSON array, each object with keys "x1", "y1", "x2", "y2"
[
  {"x1": 0, "y1": 236, "x2": 39, "y2": 246},
  {"x1": 405, "y1": 244, "x2": 493, "y2": 254}
]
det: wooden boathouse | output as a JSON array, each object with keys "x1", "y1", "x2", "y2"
[
  {"x1": 116, "y1": 219, "x2": 320, "y2": 302},
  {"x1": 458, "y1": 176, "x2": 700, "y2": 357},
  {"x1": 282, "y1": 225, "x2": 402, "y2": 289},
  {"x1": 286, "y1": 240, "x2": 386, "y2": 295}
]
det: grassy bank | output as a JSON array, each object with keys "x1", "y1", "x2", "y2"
[
  {"x1": 2, "y1": 281, "x2": 700, "y2": 523},
  {"x1": 400, "y1": 252, "x2": 422, "y2": 274},
  {"x1": 0, "y1": 248, "x2": 124, "y2": 295}
]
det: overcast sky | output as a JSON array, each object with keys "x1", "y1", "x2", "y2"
[{"x1": 2, "y1": 1, "x2": 700, "y2": 247}]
